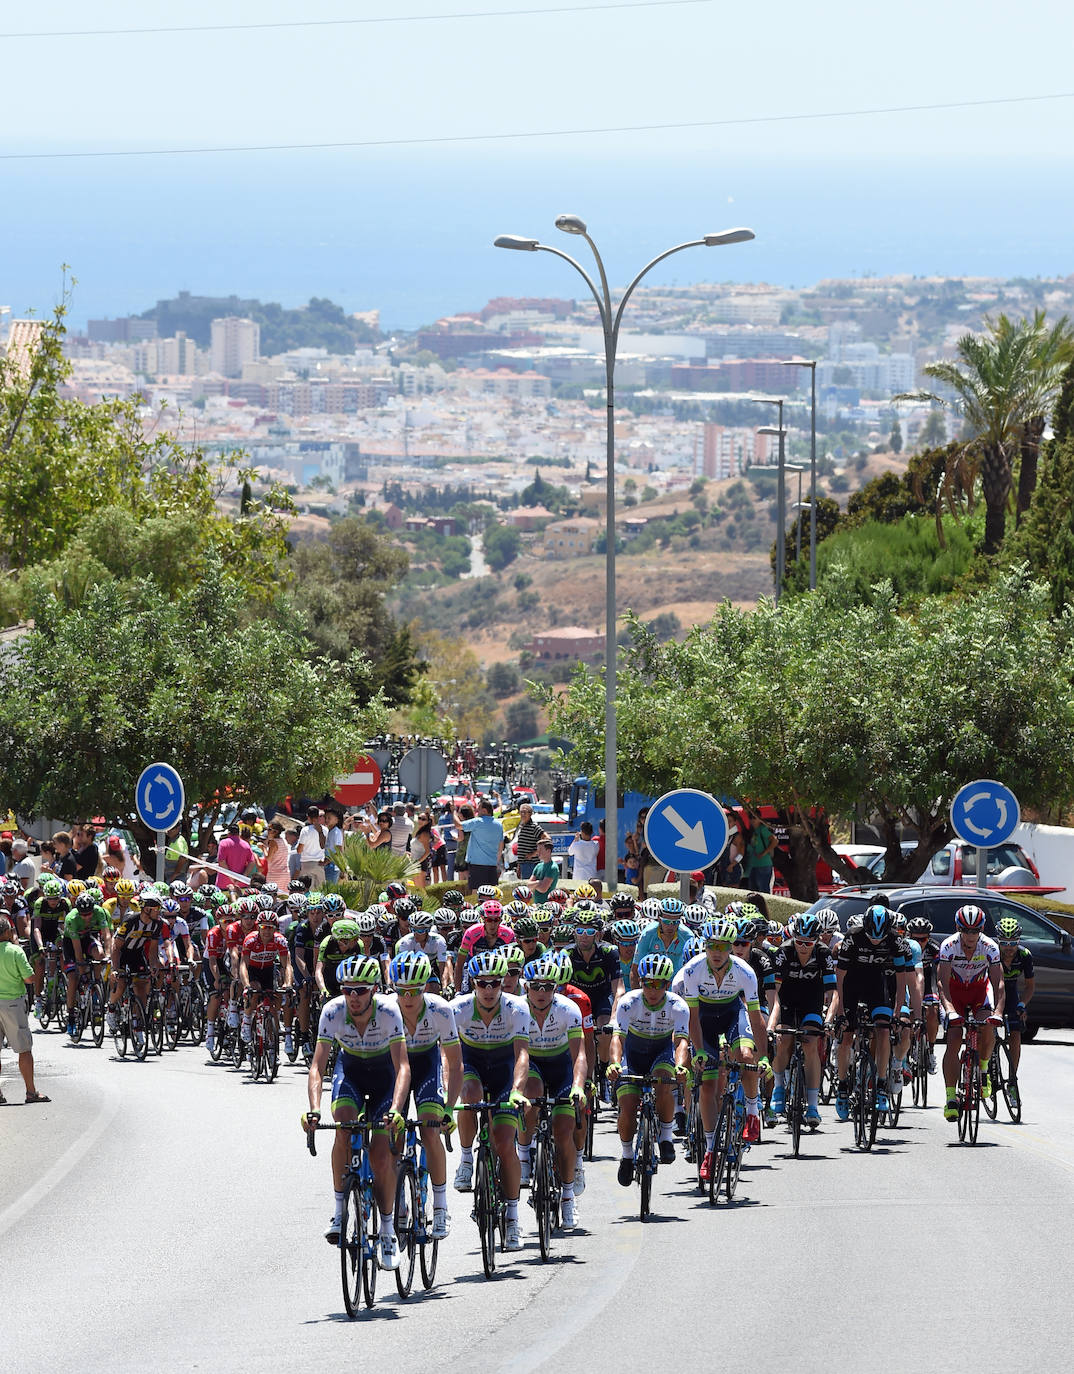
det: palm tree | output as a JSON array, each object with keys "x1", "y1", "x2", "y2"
[{"x1": 1011, "y1": 311, "x2": 1074, "y2": 522}]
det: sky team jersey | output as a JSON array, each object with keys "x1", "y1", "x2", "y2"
[
  {"x1": 679, "y1": 953, "x2": 760, "y2": 1012},
  {"x1": 937, "y1": 933, "x2": 1001, "y2": 988},
  {"x1": 771, "y1": 941, "x2": 837, "y2": 995},
  {"x1": 242, "y1": 930, "x2": 289, "y2": 969},
  {"x1": 524, "y1": 993, "x2": 582, "y2": 1059},
  {"x1": 396, "y1": 932, "x2": 449, "y2": 965},
  {"x1": 382, "y1": 992, "x2": 459, "y2": 1054},
  {"x1": 317, "y1": 993, "x2": 405, "y2": 1063},
  {"x1": 836, "y1": 930, "x2": 913, "y2": 976},
  {"x1": 613, "y1": 989, "x2": 690, "y2": 1049}
]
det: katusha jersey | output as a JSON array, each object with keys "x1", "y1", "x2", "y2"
[{"x1": 937, "y1": 933, "x2": 1001, "y2": 987}]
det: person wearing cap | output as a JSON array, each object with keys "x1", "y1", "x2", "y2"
[
  {"x1": 0, "y1": 914, "x2": 49, "y2": 1103},
  {"x1": 104, "y1": 833, "x2": 136, "y2": 880}
]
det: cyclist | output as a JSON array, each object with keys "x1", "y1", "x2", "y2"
[
  {"x1": 607, "y1": 952, "x2": 691, "y2": 1185},
  {"x1": 829, "y1": 903, "x2": 915, "y2": 1120},
  {"x1": 203, "y1": 912, "x2": 231, "y2": 1057},
  {"x1": 937, "y1": 904, "x2": 1005, "y2": 1122},
  {"x1": 30, "y1": 877, "x2": 71, "y2": 1015},
  {"x1": 62, "y1": 891, "x2": 112, "y2": 1036},
  {"x1": 518, "y1": 955, "x2": 588, "y2": 1230},
  {"x1": 512, "y1": 914, "x2": 548, "y2": 968},
  {"x1": 607, "y1": 918, "x2": 641, "y2": 1001},
  {"x1": 630, "y1": 898, "x2": 695, "y2": 989},
  {"x1": 106, "y1": 895, "x2": 164, "y2": 1034},
  {"x1": 239, "y1": 911, "x2": 293, "y2": 1044},
  {"x1": 450, "y1": 949, "x2": 533, "y2": 1252},
  {"x1": 680, "y1": 917, "x2": 763, "y2": 1175},
  {"x1": 569, "y1": 912, "x2": 622, "y2": 1078},
  {"x1": 315, "y1": 916, "x2": 362, "y2": 1006},
  {"x1": 453, "y1": 899, "x2": 516, "y2": 994},
  {"x1": 305, "y1": 954, "x2": 410, "y2": 1268},
  {"x1": 385, "y1": 951, "x2": 463, "y2": 1240},
  {"x1": 995, "y1": 916, "x2": 1034, "y2": 1100},
  {"x1": 550, "y1": 951, "x2": 597, "y2": 1194},
  {"x1": 905, "y1": 916, "x2": 941, "y2": 1074},
  {"x1": 768, "y1": 912, "x2": 836, "y2": 1127},
  {"x1": 395, "y1": 910, "x2": 451, "y2": 991},
  {"x1": 501, "y1": 943, "x2": 526, "y2": 996},
  {"x1": 224, "y1": 900, "x2": 260, "y2": 1035}
]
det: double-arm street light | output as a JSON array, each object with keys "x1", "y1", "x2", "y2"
[
  {"x1": 495, "y1": 216, "x2": 755, "y2": 886},
  {"x1": 780, "y1": 358, "x2": 818, "y2": 589}
]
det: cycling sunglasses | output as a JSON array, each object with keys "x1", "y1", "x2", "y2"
[
  {"x1": 528, "y1": 981, "x2": 557, "y2": 993},
  {"x1": 574, "y1": 926, "x2": 599, "y2": 936},
  {"x1": 474, "y1": 977, "x2": 503, "y2": 989},
  {"x1": 642, "y1": 978, "x2": 669, "y2": 989}
]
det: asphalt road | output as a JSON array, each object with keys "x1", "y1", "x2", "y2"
[{"x1": 5, "y1": 1025, "x2": 1074, "y2": 1373}]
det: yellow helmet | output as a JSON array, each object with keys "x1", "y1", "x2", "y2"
[{"x1": 66, "y1": 880, "x2": 87, "y2": 900}]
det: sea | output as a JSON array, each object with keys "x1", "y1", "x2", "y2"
[{"x1": 2, "y1": 149, "x2": 1072, "y2": 331}]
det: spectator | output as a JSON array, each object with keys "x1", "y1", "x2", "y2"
[
  {"x1": 264, "y1": 821, "x2": 292, "y2": 889},
  {"x1": 162, "y1": 822, "x2": 191, "y2": 883},
  {"x1": 38, "y1": 840, "x2": 58, "y2": 875},
  {"x1": 389, "y1": 804, "x2": 412, "y2": 856},
  {"x1": 531, "y1": 839, "x2": 559, "y2": 905},
  {"x1": 745, "y1": 890, "x2": 770, "y2": 919},
  {"x1": 454, "y1": 804, "x2": 475, "y2": 885},
  {"x1": 568, "y1": 821, "x2": 600, "y2": 883},
  {"x1": 8, "y1": 838, "x2": 37, "y2": 889},
  {"x1": 455, "y1": 800, "x2": 504, "y2": 894},
  {"x1": 287, "y1": 830, "x2": 304, "y2": 882},
  {"x1": 51, "y1": 830, "x2": 79, "y2": 881},
  {"x1": 0, "y1": 914, "x2": 48, "y2": 1103},
  {"x1": 216, "y1": 823, "x2": 256, "y2": 890},
  {"x1": 296, "y1": 807, "x2": 327, "y2": 887},
  {"x1": 104, "y1": 833, "x2": 137, "y2": 880},
  {"x1": 72, "y1": 824, "x2": 101, "y2": 881},
  {"x1": 512, "y1": 803, "x2": 547, "y2": 879},
  {"x1": 436, "y1": 801, "x2": 458, "y2": 879},
  {"x1": 715, "y1": 824, "x2": 745, "y2": 887},
  {"x1": 190, "y1": 833, "x2": 221, "y2": 889},
  {"x1": 323, "y1": 807, "x2": 344, "y2": 885},
  {"x1": 365, "y1": 810, "x2": 393, "y2": 850},
  {"x1": 743, "y1": 814, "x2": 777, "y2": 893},
  {"x1": 410, "y1": 813, "x2": 435, "y2": 889},
  {"x1": 596, "y1": 819, "x2": 607, "y2": 882}
]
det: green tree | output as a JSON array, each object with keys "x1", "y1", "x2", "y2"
[
  {"x1": 918, "y1": 408, "x2": 946, "y2": 450},
  {"x1": 889, "y1": 417, "x2": 903, "y2": 454},
  {"x1": 482, "y1": 522, "x2": 522, "y2": 571},
  {"x1": 486, "y1": 661, "x2": 522, "y2": 698},
  {"x1": 544, "y1": 568, "x2": 1074, "y2": 897},
  {"x1": 504, "y1": 697, "x2": 539, "y2": 742}
]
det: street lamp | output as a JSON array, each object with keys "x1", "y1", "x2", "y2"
[
  {"x1": 780, "y1": 358, "x2": 818, "y2": 589},
  {"x1": 495, "y1": 216, "x2": 755, "y2": 886}
]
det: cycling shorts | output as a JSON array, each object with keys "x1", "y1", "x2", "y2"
[
  {"x1": 699, "y1": 1000, "x2": 754, "y2": 1073},
  {"x1": 775, "y1": 1008, "x2": 825, "y2": 1036},
  {"x1": 61, "y1": 936, "x2": 102, "y2": 972},
  {"x1": 407, "y1": 1044, "x2": 446, "y2": 1119},
  {"x1": 528, "y1": 1051, "x2": 575, "y2": 1115},
  {"x1": 842, "y1": 1000, "x2": 893, "y2": 1031},
  {"x1": 617, "y1": 1037, "x2": 676, "y2": 1096},
  {"x1": 462, "y1": 1054, "x2": 519, "y2": 1126},
  {"x1": 332, "y1": 1051, "x2": 396, "y2": 1124},
  {"x1": 1004, "y1": 1004, "x2": 1026, "y2": 1034},
  {"x1": 948, "y1": 981, "x2": 994, "y2": 1021},
  {"x1": 117, "y1": 946, "x2": 150, "y2": 977},
  {"x1": 247, "y1": 965, "x2": 277, "y2": 994}
]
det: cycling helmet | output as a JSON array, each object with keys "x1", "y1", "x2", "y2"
[
  {"x1": 785, "y1": 916, "x2": 799, "y2": 937},
  {"x1": 996, "y1": 917, "x2": 1022, "y2": 941},
  {"x1": 441, "y1": 889, "x2": 467, "y2": 908},
  {"x1": 547, "y1": 889, "x2": 569, "y2": 906},
  {"x1": 433, "y1": 907, "x2": 457, "y2": 928},
  {"x1": 390, "y1": 951, "x2": 433, "y2": 988},
  {"x1": 332, "y1": 919, "x2": 362, "y2": 942},
  {"x1": 701, "y1": 917, "x2": 737, "y2": 945},
  {"x1": 378, "y1": 912, "x2": 398, "y2": 938},
  {"x1": 610, "y1": 892, "x2": 636, "y2": 912},
  {"x1": 571, "y1": 898, "x2": 597, "y2": 914},
  {"x1": 796, "y1": 913, "x2": 821, "y2": 941},
  {"x1": 861, "y1": 904, "x2": 890, "y2": 940},
  {"x1": 513, "y1": 885, "x2": 534, "y2": 904},
  {"x1": 906, "y1": 916, "x2": 933, "y2": 940},
  {"x1": 161, "y1": 897, "x2": 181, "y2": 918},
  {"x1": 385, "y1": 881, "x2": 408, "y2": 902},
  {"x1": 574, "y1": 883, "x2": 596, "y2": 900},
  {"x1": 476, "y1": 884, "x2": 500, "y2": 901},
  {"x1": 366, "y1": 903, "x2": 388, "y2": 922},
  {"x1": 288, "y1": 878, "x2": 308, "y2": 894},
  {"x1": 504, "y1": 900, "x2": 529, "y2": 920},
  {"x1": 256, "y1": 891, "x2": 277, "y2": 912},
  {"x1": 338, "y1": 955, "x2": 381, "y2": 986},
  {"x1": 393, "y1": 897, "x2": 417, "y2": 919},
  {"x1": 355, "y1": 911, "x2": 378, "y2": 935},
  {"x1": 636, "y1": 953, "x2": 675, "y2": 982},
  {"x1": 66, "y1": 880, "x2": 86, "y2": 900},
  {"x1": 551, "y1": 924, "x2": 576, "y2": 946},
  {"x1": 307, "y1": 892, "x2": 324, "y2": 912},
  {"x1": 765, "y1": 920, "x2": 782, "y2": 940},
  {"x1": 514, "y1": 916, "x2": 540, "y2": 939},
  {"x1": 322, "y1": 893, "x2": 346, "y2": 917},
  {"x1": 723, "y1": 900, "x2": 748, "y2": 920},
  {"x1": 467, "y1": 949, "x2": 509, "y2": 981},
  {"x1": 683, "y1": 903, "x2": 708, "y2": 930},
  {"x1": 74, "y1": 892, "x2": 97, "y2": 912},
  {"x1": 140, "y1": 890, "x2": 163, "y2": 908},
  {"x1": 501, "y1": 944, "x2": 526, "y2": 971},
  {"x1": 114, "y1": 878, "x2": 136, "y2": 899},
  {"x1": 816, "y1": 908, "x2": 840, "y2": 934},
  {"x1": 479, "y1": 899, "x2": 503, "y2": 922},
  {"x1": 257, "y1": 911, "x2": 280, "y2": 928},
  {"x1": 684, "y1": 936, "x2": 706, "y2": 960},
  {"x1": 639, "y1": 898, "x2": 662, "y2": 922},
  {"x1": 891, "y1": 911, "x2": 909, "y2": 933},
  {"x1": 607, "y1": 918, "x2": 641, "y2": 944},
  {"x1": 262, "y1": 882, "x2": 279, "y2": 897},
  {"x1": 102, "y1": 865, "x2": 121, "y2": 883},
  {"x1": 409, "y1": 909, "x2": 434, "y2": 932},
  {"x1": 954, "y1": 903, "x2": 986, "y2": 932},
  {"x1": 551, "y1": 950, "x2": 574, "y2": 984},
  {"x1": 523, "y1": 955, "x2": 559, "y2": 983},
  {"x1": 286, "y1": 893, "x2": 308, "y2": 913},
  {"x1": 169, "y1": 882, "x2": 194, "y2": 901},
  {"x1": 846, "y1": 914, "x2": 864, "y2": 934},
  {"x1": 659, "y1": 897, "x2": 684, "y2": 919}
]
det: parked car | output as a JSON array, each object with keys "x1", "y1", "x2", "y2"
[
  {"x1": 835, "y1": 840, "x2": 1039, "y2": 888},
  {"x1": 803, "y1": 884, "x2": 1074, "y2": 1035}
]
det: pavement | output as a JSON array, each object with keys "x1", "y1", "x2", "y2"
[{"x1": 4, "y1": 1025, "x2": 1074, "y2": 1373}]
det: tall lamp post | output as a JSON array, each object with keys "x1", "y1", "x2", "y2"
[
  {"x1": 495, "y1": 216, "x2": 755, "y2": 886},
  {"x1": 780, "y1": 358, "x2": 818, "y2": 589}
]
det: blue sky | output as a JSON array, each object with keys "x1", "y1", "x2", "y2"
[{"x1": 2, "y1": 2, "x2": 1073, "y2": 325}]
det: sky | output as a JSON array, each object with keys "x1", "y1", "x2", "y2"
[{"x1": 2, "y1": 1, "x2": 1073, "y2": 327}]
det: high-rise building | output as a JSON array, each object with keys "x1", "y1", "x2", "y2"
[{"x1": 210, "y1": 316, "x2": 260, "y2": 377}]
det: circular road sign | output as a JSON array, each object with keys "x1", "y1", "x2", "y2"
[{"x1": 333, "y1": 754, "x2": 382, "y2": 808}]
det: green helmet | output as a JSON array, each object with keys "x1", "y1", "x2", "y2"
[
  {"x1": 702, "y1": 917, "x2": 738, "y2": 945},
  {"x1": 338, "y1": 955, "x2": 381, "y2": 986},
  {"x1": 501, "y1": 943, "x2": 526, "y2": 970},
  {"x1": 331, "y1": 919, "x2": 362, "y2": 941},
  {"x1": 41, "y1": 878, "x2": 63, "y2": 898},
  {"x1": 996, "y1": 917, "x2": 1022, "y2": 941}
]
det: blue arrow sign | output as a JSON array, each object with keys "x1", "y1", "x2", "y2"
[
  {"x1": 950, "y1": 779, "x2": 1020, "y2": 849},
  {"x1": 644, "y1": 788, "x2": 730, "y2": 872},
  {"x1": 135, "y1": 762, "x2": 186, "y2": 831}
]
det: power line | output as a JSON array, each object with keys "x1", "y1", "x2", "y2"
[
  {"x1": 0, "y1": 1, "x2": 713, "y2": 40},
  {"x1": 2, "y1": 90, "x2": 1070, "y2": 162}
]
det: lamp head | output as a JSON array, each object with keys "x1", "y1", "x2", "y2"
[
  {"x1": 703, "y1": 227, "x2": 755, "y2": 246},
  {"x1": 494, "y1": 235, "x2": 540, "y2": 251},
  {"x1": 554, "y1": 213, "x2": 588, "y2": 235}
]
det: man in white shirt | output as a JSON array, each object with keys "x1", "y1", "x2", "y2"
[
  {"x1": 8, "y1": 839, "x2": 37, "y2": 889},
  {"x1": 389, "y1": 804, "x2": 412, "y2": 857},
  {"x1": 568, "y1": 822, "x2": 599, "y2": 884},
  {"x1": 297, "y1": 807, "x2": 327, "y2": 887}
]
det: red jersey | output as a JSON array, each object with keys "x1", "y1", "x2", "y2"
[
  {"x1": 242, "y1": 930, "x2": 288, "y2": 969},
  {"x1": 563, "y1": 982, "x2": 594, "y2": 1032},
  {"x1": 206, "y1": 925, "x2": 227, "y2": 960},
  {"x1": 226, "y1": 920, "x2": 254, "y2": 952}
]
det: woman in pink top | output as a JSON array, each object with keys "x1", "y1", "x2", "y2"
[{"x1": 264, "y1": 821, "x2": 292, "y2": 889}]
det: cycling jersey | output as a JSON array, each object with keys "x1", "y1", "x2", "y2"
[
  {"x1": 33, "y1": 896, "x2": 71, "y2": 943},
  {"x1": 62, "y1": 906, "x2": 111, "y2": 942},
  {"x1": 450, "y1": 990, "x2": 535, "y2": 1117},
  {"x1": 1001, "y1": 946, "x2": 1035, "y2": 990},
  {"x1": 568, "y1": 942, "x2": 621, "y2": 1017},
  {"x1": 613, "y1": 988, "x2": 689, "y2": 1084},
  {"x1": 242, "y1": 930, "x2": 289, "y2": 969},
  {"x1": 226, "y1": 920, "x2": 256, "y2": 953},
  {"x1": 458, "y1": 922, "x2": 516, "y2": 957},
  {"x1": 114, "y1": 916, "x2": 164, "y2": 951},
  {"x1": 526, "y1": 993, "x2": 582, "y2": 1108},
  {"x1": 319, "y1": 994, "x2": 406, "y2": 1119},
  {"x1": 384, "y1": 991, "x2": 459, "y2": 1114},
  {"x1": 633, "y1": 921, "x2": 695, "y2": 975},
  {"x1": 748, "y1": 946, "x2": 775, "y2": 1003},
  {"x1": 836, "y1": 930, "x2": 913, "y2": 975},
  {"x1": 395, "y1": 932, "x2": 449, "y2": 966},
  {"x1": 679, "y1": 954, "x2": 758, "y2": 1055},
  {"x1": 205, "y1": 924, "x2": 228, "y2": 962},
  {"x1": 937, "y1": 933, "x2": 1001, "y2": 987},
  {"x1": 772, "y1": 940, "x2": 837, "y2": 1001},
  {"x1": 561, "y1": 983, "x2": 595, "y2": 1032},
  {"x1": 317, "y1": 935, "x2": 353, "y2": 996}
]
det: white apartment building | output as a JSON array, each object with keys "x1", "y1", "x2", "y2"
[{"x1": 210, "y1": 316, "x2": 260, "y2": 378}]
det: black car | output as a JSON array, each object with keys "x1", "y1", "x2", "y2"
[{"x1": 803, "y1": 885, "x2": 1074, "y2": 1037}]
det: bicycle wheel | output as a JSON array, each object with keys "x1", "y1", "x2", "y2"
[
  {"x1": 208, "y1": 1016, "x2": 226, "y2": 1062},
  {"x1": 726, "y1": 1103, "x2": 745, "y2": 1201},
  {"x1": 819, "y1": 1040, "x2": 836, "y2": 1105},
  {"x1": 474, "y1": 1150, "x2": 497, "y2": 1279},
  {"x1": 691, "y1": 1104, "x2": 707, "y2": 1190},
  {"x1": 71, "y1": 986, "x2": 87, "y2": 1043},
  {"x1": 231, "y1": 1020, "x2": 245, "y2": 1068},
  {"x1": 340, "y1": 1176, "x2": 363, "y2": 1318},
  {"x1": 865, "y1": 1060, "x2": 879, "y2": 1148},
  {"x1": 637, "y1": 1107, "x2": 654, "y2": 1221},
  {"x1": 131, "y1": 994, "x2": 150, "y2": 1061},
  {"x1": 983, "y1": 1049, "x2": 999, "y2": 1120},
  {"x1": 147, "y1": 991, "x2": 165, "y2": 1055},
  {"x1": 394, "y1": 1162, "x2": 418, "y2": 1298},
  {"x1": 709, "y1": 1097, "x2": 731, "y2": 1204},
  {"x1": 788, "y1": 1057, "x2": 803, "y2": 1158},
  {"x1": 163, "y1": 988, "x2": 181, "y2": 1051},
  {"x1": 189, "y1": 985, "x2": 207, "y2": 1045},
  {"x1": 114, "y1": 1002, "x2": 129, "y2": 1058},
  {"x1": 852, "y1": 1060, "x2": 868, "y2": 1151},
  {"x1": 967, "y1": 1061, "x2": 980, "y2": 1144},
  {"x1": 265, "y1": 1015, "x2": 279, "y2": 1082},
  {"x1": 285, "y1": 1003, "x2": 300, "y2": 1063},
  {"x1": 419, "y1": 1170, "x2": 439, "y2": 1290},
  {"x1": 361, "y1": 1183, "x2": 379, "y2": 1309},
  {"x1": 89, "y1": 982, "x2": 106, "y2": 1048},
  {"x1": 251, "y1": 1018, "x2": 265, "y2": 1081},
  {"x1": 958, "y1": 1050, "x2": 974, "y2": 1142},
  {"x1": 997, "y1": 1041, "x2": 1021, "y2": 1123},
  {"x1": 584, "y1": 1097, "x2": 595, "y2": 1161},
  {"x1": 532, "y1": 1133, "x2": 553, "y2": 1261}
]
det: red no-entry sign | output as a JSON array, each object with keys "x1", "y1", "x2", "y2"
[{"x1": 333, "y1": 754, "x2": 382, "y2": 807}]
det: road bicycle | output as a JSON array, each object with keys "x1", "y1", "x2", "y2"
[
  {"x1": 584, "y1": 1025, "x2": 614, "y2": 1161},
  {"x1": 882, "y1": 1019, "x2": 906, "y2": 1128},
  {"x1": 174, "y1": 963, "x2": 206, "y2": 1046},
  {"x1": 955, "y1": 1013, "x2": 997, "y2": 1144},
  {"x1": 528, "y1": 1094, "x2": 581, "y2": 1261},
  {"x1": 111, "y1": 975, "x2": 150, "y2": 1061},
  {"x1": 683, "y1": 1063, "x2": 707, "y2": 1188},
  {"x1": 35, "y1": 944, "x2": 65, "y2": 1030},
  {"x1": 69, "y1": 959, "x2": 108, "y2": 1047},
  {"x1": 248, "y1": 987, "x2": 283, "y2": 1082},
  {"x1": 907, "y1": 1017, "x2": 930, "y2": 1108},
  {"x1": 393, "y1": 1117, "x2": 448, "y2": 1295},
  {"x1": 616, "y1": 1074, "x2": 661, "y2": 1221},
  {"x1": 306, "y1": 1120, "x2": 380, "y2": 1315},
  {"x1": 848, "y1": 1004, "x2": 880, "y2": 1152},
  {"x1": 985, "y1": 1021, "x2": 1022, "y2": 1124},
  {"x1": 707, "y1": 1048, "x2": 750, "y2": 1204},
  {"x1": 818, "y1": 1024, "x2": 839, "y2": 1106},
  {"x1": 456, "y1": 1100, "x2": 507, "y2": 1278},
  {"x1": 775, "y1": 1025, "x2": 818, "y2": 1158}
]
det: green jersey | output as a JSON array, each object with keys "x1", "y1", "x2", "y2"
[{"x1": 63, "y1": 905, "x2": 111, "y2": 941}]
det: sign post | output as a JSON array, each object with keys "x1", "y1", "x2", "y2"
[
  {"x1": 644, "y1": 788, "x2": 730, "y2": 900},
  {"x1": 950, "y1": 779, "x2": 1021, "y2": 890},
  {"x1": 135, "y1": 762, "x2": 186, "y2": 884},
  {"x1": 398, "y1": 748, "x2": 448, "y2": 807}
]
